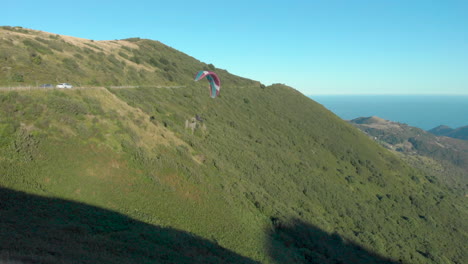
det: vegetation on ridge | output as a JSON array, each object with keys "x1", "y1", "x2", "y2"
[
  {"x1": 0, "y1": 26, "x2": 253, "y2": 88},
  {"x1": 0, "y1": 27, "x2": 467, "y2": 264}
]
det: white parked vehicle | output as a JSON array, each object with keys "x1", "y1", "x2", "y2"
[{"x1": 56, "y1": 83, "x2": 73, "y2": 89}]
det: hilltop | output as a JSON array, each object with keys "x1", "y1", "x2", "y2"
[
  {"x1": 0, "y1": 26, "x2": 256, "y2": 88},
  {"x1": 350, "y1": 116, "x2": 388, "y2": 125},
  {"x1": 429, "y1": 125, "x2": 468, "y2": 140},
  {"x1": 349, "y1": 116, "x2": 468, "y2": 194},
  {"x1": 1, "y1": 27, "x2": 467, "y2": 264}
]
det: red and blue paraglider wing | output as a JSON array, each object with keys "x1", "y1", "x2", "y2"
[{"x1": 194, "y1": 71, "x2": 220, "y2": 98}]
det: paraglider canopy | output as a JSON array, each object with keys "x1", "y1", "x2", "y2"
[{"x1": 194, "y1": 71, "x2": 220, "y2": 98}]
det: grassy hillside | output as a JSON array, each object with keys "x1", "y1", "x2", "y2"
[
  {"x1": 0, "y1": 187, "x2": 260, "y2": 264},
  {"x1": 0, "y1": 27, "x2": 467, "y2": 264}
]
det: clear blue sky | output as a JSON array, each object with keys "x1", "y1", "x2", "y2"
[{"x1": 3, "y1": 0, "x2": 468, "y2": 95}]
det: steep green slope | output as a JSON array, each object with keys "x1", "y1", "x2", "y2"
[
  {"x1": 0, "y1": 187, "x2": 260, "y2": 264},
  {"x1": 0, "y1": 27, "x2": 467, "y2": 264},
  {"x1": 111, "y1": 83, "x2": 467, "y2": 264}
]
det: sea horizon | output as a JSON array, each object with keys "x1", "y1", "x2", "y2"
[{"x1": 309, "y1": 94, "x2": 468, "y2": 131}]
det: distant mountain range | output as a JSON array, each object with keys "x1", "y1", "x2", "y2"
[
  {"x1": 429, "y1": 125, "x2": 468, "y2": 140},
  {"x1": 349, "y1": 116, "x2": 468, "y2": 194}
]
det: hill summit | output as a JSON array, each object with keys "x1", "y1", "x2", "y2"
[
  {"x1": 350, "y1": 116, "x2": 388, "y2": 125},
  {"x1": 428, "y1": 125, "x2": 454, "y2": 136},
  {"x1": 429, "y1": 125, "x2": 468, "y2": 140},
  {"x1": 0, "y1": 27, "x2": 467, "y2": 264}
]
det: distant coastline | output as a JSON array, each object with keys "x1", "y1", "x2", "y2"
[{"x1": 310, "y1": 94, "x2": 468, "y2": 130}]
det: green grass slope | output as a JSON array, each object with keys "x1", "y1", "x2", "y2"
[
  {"x1": 0, "y1": 187, "x2": 260, "y2": 264},
  {"x1": 0, "y1": 27, "x2": 467, "y2": 264}
]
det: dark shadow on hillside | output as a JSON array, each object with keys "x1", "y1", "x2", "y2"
[
  {"x1": 0, "y1": 187, "x2": 258, "y2": 264},
  {"x1": 267, "y1": 219, "x2": 401, "y2": 264}
]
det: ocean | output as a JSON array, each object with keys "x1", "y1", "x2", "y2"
[{"x1": 309, "y1": 95, "x2": 468, "y2": 130}]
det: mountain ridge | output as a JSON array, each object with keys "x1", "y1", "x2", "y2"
[
  {"x1": 429, "y1": 124, "x2": 468, "y2": 140},
  {"x1": 0, "y1": 26, "x2": 259, "y2": 89},
  {"x1": 349, "y1": 116, "x2": 468, "y2": 194}
]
